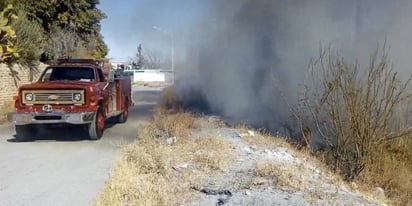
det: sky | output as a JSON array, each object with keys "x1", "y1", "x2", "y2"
[{"x1": 98, "y1": 0, "x2": 207, "y2": 63}]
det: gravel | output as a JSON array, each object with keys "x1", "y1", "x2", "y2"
[{"x1": 185, "y1": 119, "x2": 387, "y2": 206}]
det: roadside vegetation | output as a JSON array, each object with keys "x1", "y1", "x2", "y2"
[
  {"x1": 0, "y1": 100, "x2": 13, "y2": 123},
  {"x1": 95, "y1": 89, "x2": 236, "y2": 206},
  {"x1": 290, "y1": 46, "x2": 412, "y2": 205},
  {"x1": 0, "y1": 0, "x2": 108, "y2": 64}
]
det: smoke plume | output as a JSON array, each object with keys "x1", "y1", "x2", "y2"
[
  {"x1": 175, "y1": 0, "x2": 412, "y2": 133},
  {"x1": 102, "y1": 0, "x2": 412, "y2": 136}
]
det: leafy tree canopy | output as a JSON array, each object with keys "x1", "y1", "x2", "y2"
[{"x1": 0, "y1": 0, "x2": 108, "y2": 63}]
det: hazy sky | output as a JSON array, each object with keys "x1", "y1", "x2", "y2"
[{"x1": 98, "y1": 0, "x2": 207, "y2": 62}]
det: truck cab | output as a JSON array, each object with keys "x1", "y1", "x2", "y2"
[{"x1": 12, "y1": 58, "x2": 132, "y2": 141}]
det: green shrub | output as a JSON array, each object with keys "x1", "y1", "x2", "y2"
[{"x1": 11, "y1": 10, "x2": 44, "y2": 64}]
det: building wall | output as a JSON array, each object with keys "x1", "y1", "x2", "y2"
[
  {"x1": 0, "y1": 63, "x2": 47, "y2": 122},
  {"x1": 133, "y1": 72, "x2": 166, "y2": 82}
]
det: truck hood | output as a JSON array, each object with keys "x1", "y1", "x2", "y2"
[{"x1": 19, "y1": 81, "x2": 98, "y2": 90}]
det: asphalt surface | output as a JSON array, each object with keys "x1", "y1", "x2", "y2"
[{"x1": 0, "y1": 86, "x2": 162, "y2": 206}]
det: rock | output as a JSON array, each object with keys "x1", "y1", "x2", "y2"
[
  {"x1": 372, "y1": 187, "x2": 385, "y2": 199},
  {"x1": 351, "y1": 182, "x2": 358, "y2": 190},
  {"x1": 207, "y1": 116, "x2": 217, "y2": 122},
  {"x1": 177, "y1": 163, "x2": 190, "y2": 169},
  {"x1": 154, "y1": 128, "x2": 167, "y2": 138},
  {"x1": 166, "y1": 136, "x2": 177, "y2": 145},
  {"x1": 243, "y1": 147, "x2": 253, "y2": 154},
  {"x1": 172, "y1": 166, "x2": 182, "y2": 172},
  {"x1": 244, "y1": 190, "x2": 251, "y2": 195},
  {"x1": 172, "y1": 163, "x2": 191, "y2": 172},
  {"x1": 248, "y1": 130, "x2": 255, "y2": 136},
  {"x1": 253, "y1": 177, "x2": 267, "y2": 185},
  {"x1": 268, "y1": 176, "x2": 278, "y2": 186},
  {"x1": 208, "y1": 181, "x2": 216, "y2": 186},
  {"x1": 239, "y1": 133, "x2": 249, "y2": 137},
  {"x1": 231, "y1": 132, "x2": 241, "y2": 138}
]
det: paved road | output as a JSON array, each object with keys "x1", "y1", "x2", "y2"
[{"x1": 0, "y1": 86, "x2": 162, "y2": 206}]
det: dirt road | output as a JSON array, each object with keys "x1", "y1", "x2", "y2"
[{"x1": 0, "y1": 86, "x2": 162, "y2": 206}]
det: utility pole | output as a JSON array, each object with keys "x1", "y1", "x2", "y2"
[{"x1": 171, "y1": 36, "x2": 175, "y2": 84}]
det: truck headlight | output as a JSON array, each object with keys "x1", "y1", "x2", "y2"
[
  {"x1": 73, "y1": 93, "x2": 82, "y2": 101},
  {"x1": 25, "y1": 93, "x2": 33, "y2": 101}
]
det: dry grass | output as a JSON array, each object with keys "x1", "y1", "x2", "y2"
[
  {"x1": 254, "y1": 161, "x2": 304, "y2": 190},
  {"x1": 360, "y1": 140, "x2": 412, "y2": 206},
  {"x1": 241, "y1": 131, "x2": 408, "y2": 205},
  {"x1": 152, "y1": 110, "x2": 198, "y2": 143},
  {"x1": 0, "y1": 100, "x2": 13, "y2": 123},
  {"x1": 242, "y1": 133, "x2": 289, "y2": 151},
  {"x1": 95, "y1": 110, "x2": 236, "y2": 206},
  {"x1": 191, "y1": 136, "x2": 234, "y2": 171},
  {"x1": 94, "y1": 127, "x2": 176, "y2": 206},
  {"x1": 156, "y1": 87, "x2": 183, "y2": 114},
  {"x1": 241, "y1": 133, "x2": 344, "y2": 189},
  {"x1": 241, "y1": 134, "x2": 308, "y2": 189}
]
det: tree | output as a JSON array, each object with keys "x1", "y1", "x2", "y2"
[
  {"x1": 44, "y1": 28, "x2": 86, "y2": 59},
  {"x1": 11, "y1": 10, "x2": 44, "y2": 64},
  {"x1": 143, "y1": 49, "x2": 162, "y2": 69},
  {"x1": 8, "y1": 0, "x2": 108, "y2": 60},
  {"x1": 134, "y1": 44, "x2": 144, "y2": 69},
  {"x1": 131, "y1": 44, "x2": 162, "y2": 69},
  {"x1": 0, "y1": 4, "x2": 19, "y2": 62}
]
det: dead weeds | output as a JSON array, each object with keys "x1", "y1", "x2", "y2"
[
  {"x1": 360, "y1": 141, "x2": 412, "y2": 206},
  {"x1": 0, "y1": 100, "x2": 13, "y2": 124},
  {"x1": 242, "y1": 134, "x2": 289, "y2": 151},
  {"x1": 95, "y1": 111, "x2": 236, "y2": 206}
]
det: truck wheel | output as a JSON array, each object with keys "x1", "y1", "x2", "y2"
[
  {"x1": 117, "y1": 103, "x2": 129, "y2": 123},
  {"x1": 15, "y1": 125, "x2": 37, "y2": 142},
  {"x1": 88, "y1": 108, "x2": 105, "y2": 140}
]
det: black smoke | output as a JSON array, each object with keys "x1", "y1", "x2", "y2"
[{"x1": 175, "y1": 0, "x2": 412, "y2": 135}]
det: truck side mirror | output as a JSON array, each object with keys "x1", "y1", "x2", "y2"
[{"x1": 108, "y1": 70, "x2": 115, "y2": 82}]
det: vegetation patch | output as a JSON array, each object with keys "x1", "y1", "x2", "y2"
[
  {"x1": 290, "y1": 47, "x2": 412, "y2": 205},
  {"x1": 0, "y1": 100, "x2": 13, "y2": 123},
  {"x1": 95, "y1": 110, "x2": 236, "y2": 206}
]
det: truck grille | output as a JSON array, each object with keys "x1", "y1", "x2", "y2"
[
  {"x1": 22, "y1": 90, "x2": 85, "y2": 105},
  {"x1": 35, "y1": 93, "x2": 73, "y2": 102}
]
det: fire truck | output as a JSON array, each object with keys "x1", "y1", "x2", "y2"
[{"x1": 11, "y1": 59, "x2": 132, "y2": 141}]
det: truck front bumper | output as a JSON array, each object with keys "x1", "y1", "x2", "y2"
[{"x1": 11, "y1": 111, "x2": 95, "y2": 125}]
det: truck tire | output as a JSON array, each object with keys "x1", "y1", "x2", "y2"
[
  {"x1": 117, "y1": 103, "x2": 129, "y2": 123},
  {"x1": 88, "y1": 107, "x2": 105, "y2": 140},
  {"x1": 15, "y1": 125, "x2": 37, "y2": 141}
]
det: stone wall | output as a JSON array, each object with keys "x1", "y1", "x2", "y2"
[{"x1": 0, "y1": 63, "x2": 47, "y2": 122}]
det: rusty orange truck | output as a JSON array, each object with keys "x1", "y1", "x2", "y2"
[{"x1": 11, "y1": 58, "x2": 132, "y2": 141}]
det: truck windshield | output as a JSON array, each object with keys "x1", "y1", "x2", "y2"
[{"x1": 40, "y1": 67, "x2": 95, "y2": 82}]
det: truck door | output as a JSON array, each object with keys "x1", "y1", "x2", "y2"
[{"x1": 97, "y1": 68, "x2": 113, "y2": 114}]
